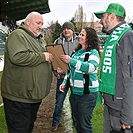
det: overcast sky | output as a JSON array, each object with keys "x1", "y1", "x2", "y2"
[{"x1": 42, "y1": 0, "x2": 133, "y2": 27}]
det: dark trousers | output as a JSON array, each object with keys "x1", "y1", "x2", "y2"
[
  {"x1": 3, "y1": 97, "x2": 41, "y2": 133},
  {"x1": 104, "y1": 104, "x2": 133, "y2": 133},
  {"x1": 69, "y1": 92, "x2": 98, "y2": 133}
]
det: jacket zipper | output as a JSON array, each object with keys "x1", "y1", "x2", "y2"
[{"x1": 128, "y1": 55, "x2": 132, "y2": 77}]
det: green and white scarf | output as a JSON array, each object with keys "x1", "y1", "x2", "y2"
[{"x1": 99, "y1": 23, "x2": 132, "y2": 95}]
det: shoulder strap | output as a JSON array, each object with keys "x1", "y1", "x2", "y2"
[{"x1": 83, "y1": 53, "x2": 90, "y2": 94}]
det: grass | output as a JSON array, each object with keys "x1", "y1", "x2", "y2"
[
  {"x1": 91, "y1": 51, "x2": 104, "y2": 133},
  {"x1": 0, "y1": 72, "x2": 7, "y2": 133},
  {"x1": 0, "y1": 72, "x2": 3, "y2": 105},
  {"x1": 92, "y1": 104, "x2": 103, "y2": 133},
  {"x1": 0, "y1": 106, "x2": 7, "y2": 133}
]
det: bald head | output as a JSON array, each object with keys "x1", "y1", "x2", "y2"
[
  {"x1": 25, "y1": 12, "x2": 42, "y2": 21},
  {"x1": 24, "y1": 11, "x2": 43, "y2": 36}
]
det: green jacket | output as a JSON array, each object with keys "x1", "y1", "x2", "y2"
[
  {"x1": 63, "y1": 49, "x2": 100, "y2": 95},
  {"x1": 1, "y1": 25, "x2": 53, "y2": 103}
]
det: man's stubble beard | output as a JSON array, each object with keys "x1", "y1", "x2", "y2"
[{"x1": 102, "y1": 15, "x2": 110, "y2": 34}]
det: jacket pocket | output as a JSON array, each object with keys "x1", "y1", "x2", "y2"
[{"x1": 122, "y1": 55, "x2": 132, "y2": 78}]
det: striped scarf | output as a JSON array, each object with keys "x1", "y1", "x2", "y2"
[{"x1": 99, "y1": 23, "x2": 132, "y2": 95}]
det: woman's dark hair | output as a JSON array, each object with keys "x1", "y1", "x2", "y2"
[{"x1": 74, "y1": 27, "x2": 100, "y2": 52}]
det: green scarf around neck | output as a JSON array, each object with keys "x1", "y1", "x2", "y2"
[{"x1": 99, "y1": 23, "x2": 132, "y2": 95}]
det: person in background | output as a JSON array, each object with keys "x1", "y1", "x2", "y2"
[
  {"x1": 1, "y1": 11, "x2": 54, "y2": 133},
  {"x1": 51, "y1": 21, "x2": 79, "y2": 131},
  {"x1": 129, "y1": 21, "x2": 133, "y2": 30},
  {"x1": 60, "y1": 27, "x2": 100, "y2": 133},
  {"x1": 94, "y1": 3, "x2": 133, "y2": 133}
]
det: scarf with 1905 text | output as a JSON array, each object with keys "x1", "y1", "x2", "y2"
[{"x1": 99, "y1": 23, "x2": 132, "y2": 95}]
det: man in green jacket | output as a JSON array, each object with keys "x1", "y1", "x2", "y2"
[{"x1": 1, "y1": 11, "x2": 54, "y2": 133}]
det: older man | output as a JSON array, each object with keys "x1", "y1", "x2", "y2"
[{"x1": 1, "y1": 11, "x2": 54, "y2": 133}]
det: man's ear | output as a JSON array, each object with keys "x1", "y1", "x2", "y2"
[
  {"x1": 110, "y1": 13, "x2": 116, "y2": 21},
  {"x1": 25, "y1": 19, "x2": 30, "y2": 26}
]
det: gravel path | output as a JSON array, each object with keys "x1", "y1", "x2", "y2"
[{"x1": 32, "y1": 77, "x2": 74, "y2": 133}]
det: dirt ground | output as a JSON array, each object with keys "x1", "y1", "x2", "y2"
[{"x1": 32, "y1": 77, "x2": 67, "y2": 133}]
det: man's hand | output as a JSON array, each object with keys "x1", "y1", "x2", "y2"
[
  {"x1": 59, "y1": 84, "x2": 66, "y2": 92},
  {"x1": 57, "y1": 67, "x2": 63, "y2": 74},
  {"x1": 57, "y1": 67, "x2": 64, "y2": 79},
  {"x1": 122, "y1": 124, "x2": 131, "y2": 129},
  {"x1": 44, "y1": 52, "x2": 54, "y2": 63}
]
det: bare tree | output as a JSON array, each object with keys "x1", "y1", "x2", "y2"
[
  {"x1": 72, "y1": 5, "x2": 87, "y2": 32},
  {"x1": 90, "y1": 13, "x2": 95, "y2": 28}
]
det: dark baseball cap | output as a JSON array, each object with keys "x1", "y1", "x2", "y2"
[{"x1": 94, "y1": 3, "x2": 125, "y2": 19}]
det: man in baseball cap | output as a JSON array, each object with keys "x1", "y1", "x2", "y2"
[
  {"x1": 94, "y1": 3, "x2": 133, "y2": 133},
  {"x1": 94, "y1": 3, "x2": 125, "y2": 19}
]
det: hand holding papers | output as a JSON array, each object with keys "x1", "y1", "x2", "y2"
[{"x1": 46, "y1": 44, "x2": 69, "y2": 73}]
